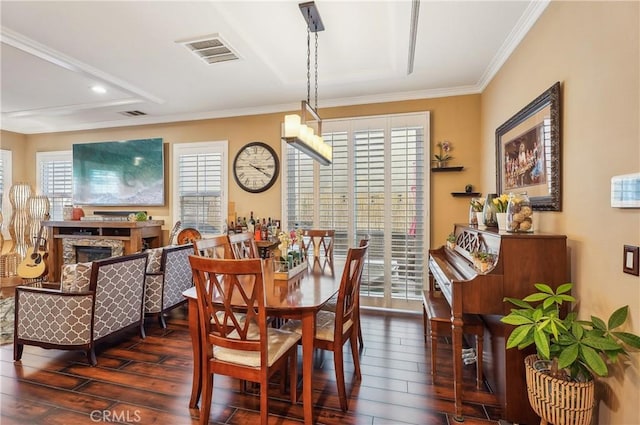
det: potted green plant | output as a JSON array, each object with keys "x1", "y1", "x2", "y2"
[
  {"x1": 446, "y1": 232, "x2": 456, "y2": 249},
  {"x1": 501, "y1": 283, "x2": 640, "y2": 425},
  {"x1": 470, "y1": 250, "x2": 495, "y2": 272}
]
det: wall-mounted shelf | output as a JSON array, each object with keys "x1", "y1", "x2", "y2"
[
  {"x1": 451, "y1": 192, "x2": 481, "y2": 197},
  {"x1": 431, "y1": 166, "x2": 464, "y2": 172}
]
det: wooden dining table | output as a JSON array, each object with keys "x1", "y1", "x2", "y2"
[{"x1": 182, "y1": 259, "x2": 340, "y2": 425}]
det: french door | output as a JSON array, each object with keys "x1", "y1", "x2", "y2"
[{"x1": 283, "y1": 112, "x2": 430, "y2": 311}]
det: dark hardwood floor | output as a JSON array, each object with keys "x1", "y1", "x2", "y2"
[{"x1": 1, "y1": 307, "x2": 505, "y2": 424}]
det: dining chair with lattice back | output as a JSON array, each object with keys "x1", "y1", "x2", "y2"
[
  {"x1": 355, "y1": 235, "x2": 370, "y2": 347},
  {"x1": 301, "y1": 229, "x2": 334, "y2": 268},
  {"x1": 189, "y1": 255, "x2": 300, "y2": 425},
  {"x1": 321, "y1": 235, "x2": 369, "y2": 349},
  {"x1": 193, "y1": 235, "x2": 233, "y2": 259},
  {"x1": 229, "y1": 232, "x2": 259, "y2": 259},
  {"x1": 283, "y1": 241, "x2": 368, "y2": 411}
]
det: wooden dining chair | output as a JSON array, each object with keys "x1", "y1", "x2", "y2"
[
  {"x1": 355, "y1": 236, "x2": 369, "y2": 347},
  {"x1": 301, "y1": 229, "x2": 334, "y2": 268},
  {"x1": 284, "y1": 242, "x2": 368, "y2": 411},
  {"x1": 189, "y1": 256, "x2": 300, "y2": 425},
  {"x1": 229, "y1": 232, "x2": 259, "y2": 259},
  {"x1": 193, "y1": 235, "x2": 233, "y2": 259},
  {"x1": 322, "y1": 236, "x2": 369, "y2": 349}
]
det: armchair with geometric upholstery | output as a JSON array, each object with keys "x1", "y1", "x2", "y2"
[
  {"x1": 144, "y1": 244, "x2": 194, "y2": 328},
  {"x1": 13, "y1": 252, "x2": 148, "y2": 365}
]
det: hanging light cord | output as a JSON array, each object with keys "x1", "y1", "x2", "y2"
[
  {"x1": 314, "y1": 30, "x2": 318, "y2": 111},
  {"x1": 305, "y1": 7, "x2": 320, "y2": 111},
  {"x1": 306, "y1": 18, "x2": 311, "y2": 106}
]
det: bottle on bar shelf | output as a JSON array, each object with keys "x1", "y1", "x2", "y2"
[
  {"x1": 261, "y1": 219, "x2": 268, "y2": 240},
  {"x1": 248, "y1": 211, "x2": 256, "y2": 234},
  {"x1": 241, "y1": 217, "x2": 248, "y2": 233}
]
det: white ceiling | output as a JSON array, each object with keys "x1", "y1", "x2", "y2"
[{"x1": 0, "y1": 0, "x2": 548, "y2": 135}]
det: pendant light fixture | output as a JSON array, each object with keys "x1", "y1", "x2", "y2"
[{"x1": 282, "y1": 1, "x2": 332, "y2": 166}]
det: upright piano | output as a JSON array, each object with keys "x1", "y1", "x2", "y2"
[{"x1": 429, "y1": 224, "x2": 567, "y2": 424}]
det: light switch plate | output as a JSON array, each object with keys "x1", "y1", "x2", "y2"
[{"x1": 623, "y1": 245, "x2": 639, "y2": 276}]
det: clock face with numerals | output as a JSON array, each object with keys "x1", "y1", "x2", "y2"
[{"x1": 233, "y1": 141, "x2": 279, "y2": 193}]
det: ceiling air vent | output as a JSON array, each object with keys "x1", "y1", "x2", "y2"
[
  {"x1": 119, "y1": 110, "x2": 147, "y2": 117},
  {"x1": 179, "y1": 34, "x2": 240, "y2": 65}
]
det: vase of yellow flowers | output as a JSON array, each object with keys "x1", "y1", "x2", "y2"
[{"x1": 492, "y1": 193, "x2": 510, "y2": 231}]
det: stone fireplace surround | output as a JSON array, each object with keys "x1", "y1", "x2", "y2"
[{"x1": 62, "y1": 238, "x2": 124, "y2": 264}]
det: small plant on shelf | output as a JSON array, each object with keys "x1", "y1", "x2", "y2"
[{"x1": 433, "y1": 140, "x2": 453, "y2": 167}]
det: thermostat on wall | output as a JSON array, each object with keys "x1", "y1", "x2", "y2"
[{"x1": 611, "y1": 173, "x2": 640, "y2": 208}]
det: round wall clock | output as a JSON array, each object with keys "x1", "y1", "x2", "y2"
[{"x1": 233, "y1": 141, "x2": 279, "y2": 193}]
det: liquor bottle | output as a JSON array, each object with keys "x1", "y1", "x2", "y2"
[
  {"x1": 261, "y1": 218, "x2": 268, "y2": 240},
  {"x1": 254, "y1": 218, "x2": 262, "y2": 241},
  {"x1": 241, "y1": 217, "x2": 248, "y2": 233},
  {"x1": 229, "y1": 221, "x2": 235, "y2": 235},
  {"x1": 248, "y1": 211, "x2": 256, "y2": 234}
]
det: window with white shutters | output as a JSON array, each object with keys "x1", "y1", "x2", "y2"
[
  {"x1": 1, "y1": 150, "x2": 13, "y2": 238},
  {"x1": 319, "y1": 131, "x2": 349, "y2": 257},
  {"x1": 36, "y1": 151, "x2": 72, "y2": 221},
  {"x1": 285, "y1": 147, "x2": 315, "y2": 229},
  {"x1": 173, "y1": 142, "x2": 227, "y2": 236},
  {"x1": 283, "y1": 112, "x2": 430, "y2": 311}
]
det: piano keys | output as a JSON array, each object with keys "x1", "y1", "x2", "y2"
[{"x1": 428, "y1": 224, "x2": 567, "y2": 424}]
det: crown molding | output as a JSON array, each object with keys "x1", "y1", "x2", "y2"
[{"x1": 476, "y1": 0, "x2": 550, "y2": 91}]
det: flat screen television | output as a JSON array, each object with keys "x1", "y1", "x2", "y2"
[{"x1": 72, "y1": 138, "x2": 165, "y2": 206}]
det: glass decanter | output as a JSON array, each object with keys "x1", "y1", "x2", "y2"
[{"x1": 483, "y1": 193, "x2": 498, "y2": 227}]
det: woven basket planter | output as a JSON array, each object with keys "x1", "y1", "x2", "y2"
[{"x1": 524, "y1": 355, "x2": 595, "y2": 425}]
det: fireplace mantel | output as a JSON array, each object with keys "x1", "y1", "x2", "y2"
[{"x1": 43, "y1": 220, "x2": 164, "y2": 282}]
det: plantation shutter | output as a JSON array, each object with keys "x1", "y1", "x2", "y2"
[
  {"x1": 36, "y1": 151, "x2": 73, "y2": 221},
  {"x1": 285, "y1": 147, "x2": 315, "y2": 229},
  {"x1": 318, "y1": 131, "x2": 349, "y2": 256},
  {"x1": 173, "y1": 142, "x2": 227, "y2": 236},
  {"x1": 282, "y1": 112, "x2": 429, "y2": 310},
  {"x1": 0, "y1": 151, "x2": 5, "y2": 212},
  {"x1": 389, "y1": 125, "x2": 426, "y2": 301},
  {"x1": 354, "y1": 126, "x2": 387, "y2": 298}
]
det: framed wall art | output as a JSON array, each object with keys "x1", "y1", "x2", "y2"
[{"x1": 496, "y1": 82, "x2": 561, "y2": 211}]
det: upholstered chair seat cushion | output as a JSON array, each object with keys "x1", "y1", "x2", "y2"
[
  {"x1": 212, "y1": 311, "x2": 246, "y2": 326},
  {"x1": 281, "y1": 310, "x2": 353, "y2": 342},
  {"x1": 321, "y1": 294, "x2": 338, "y2": 313},
  {"x1": 60, "y1": 262, "x2": 92, "y2": 293},
  {"x1": 213, "y1": 322, "x2": 300, "y2": 367}
]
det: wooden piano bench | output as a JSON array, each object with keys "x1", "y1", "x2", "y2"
[{"x1": 422, "y1": 290, "x2": 484, "y2": 389}]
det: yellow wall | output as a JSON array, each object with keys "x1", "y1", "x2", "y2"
[
  {"x1": 481, "y1": 2, "x2": 639, "y2": 424},
  {"x1": 3, "y1": 94, "x2": 481, "y2": 245},
  {"x1": 0, "y1": 130, "x2": 28, "y2": 183}
]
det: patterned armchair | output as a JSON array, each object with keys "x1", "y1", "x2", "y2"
[
  {"x1": 13, "y1": 252, "x2": 148, "y2": 366},
  {"x1": 144, "y1": 244, "x2": 193, "y2": 328}
]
